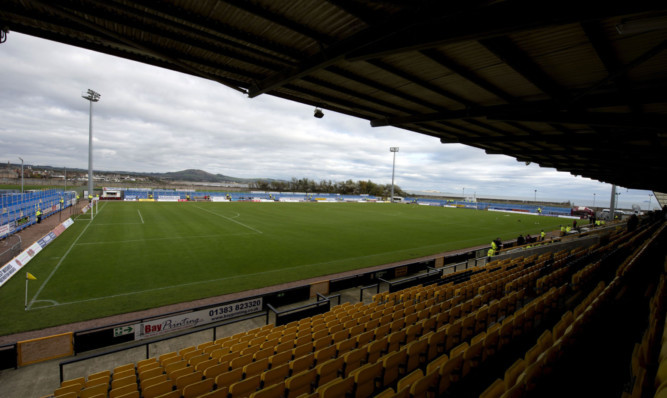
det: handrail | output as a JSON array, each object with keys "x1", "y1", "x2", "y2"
[
  {"x1": 59, "y1": 310, "x2": 266, "y2": 383},
  {"x1": 316, "y1": 292, "x2": 341, "y2": 306},
  {"x1": 359, "y1": 283, "x2": 380, "y2": 302}
]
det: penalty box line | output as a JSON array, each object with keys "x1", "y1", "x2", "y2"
[{"x1": 193, "y1": 205, "x2": 263, "y2": 234}]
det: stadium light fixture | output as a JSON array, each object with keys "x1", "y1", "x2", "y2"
[
  {"x1": 82, "y1": 89, "x2": 100, "y2": 199},
  {"x1": 313, "y1": 107, "x2": 324, "y2": 118},
  {"x1": 534, "y1": 189, "x2": 537, "y2": 202},
  {"x1": 18, "y1": 157, "x2": 23, "y2": 193},
  {"x1": 390, "y1": 147, "x2": 399, "y2": 202}
]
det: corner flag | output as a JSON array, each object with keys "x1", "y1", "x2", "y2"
[{"x1": 26, "y1": 272, "x2": 37, "y2": 281}]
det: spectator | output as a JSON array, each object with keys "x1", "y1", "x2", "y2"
[{"x1": 517, "y1": 234, "x2": 525, "y2": 246}]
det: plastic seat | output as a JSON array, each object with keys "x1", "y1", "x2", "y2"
[
  {"x1": 367, "y1": 336, "x2": 389, "y2": 364},
  {"x1": 229, "y1": 374, "x2": 261, "y2": 398},
  {"x1": 182, "y1": 378, "x2": 215, "y2": 398},
  {"x1": 462, "y1": 339, "x2": 484, "y2": 378},
  {"x1": 142, "y1": 379, "x2": 173, "y2": 398},
  {"x1": 175, "y1": 370, "x2": 203, "y2": 393},
  {"x1": 381, "y1": 349, "x2": 407, "y2": 388},
  {"x1": 261, "y1": 363, "x2": 290, "y2": 388},
  {"x1": 479, "y1": 378, "x2": 505, "y2": 398},
  {"x1": 409, "y1": 369, "x2": 438, "y2": 398},
  {"x1": 504, "y1": 358, "x2": 526, "y2": 390},
  {"x1": 396, "y1": 369, "x2": 423, "y2": 392},
  {"x1": 215, "y1": 367, "x2": 244, "y2": 390},
  {"x1": 437, "y1": 353, "x2": 464, "y2": 395},
  {"x1": 350, "y1": 361, "x2": 382, "y2": 398},
  {"x1": 203, "y1": 362, "x2": 229, "y2": 380},
  {"x1": 285, "y1": 368, "x2": 317, "y2": 398},
  {"x1": 141, "y1": 374, "x2": 168, "y2": 390},
  {"x1": 109, "y1": 383, "x2": 138, "y2": 398},
  {"x1": 291, "y1": 352, "x2": 315, "y2": 376},
  {"x1": 54, "y1": 384, "x2": 82, "y2": 397},
  {"x1": 249, "y1": 382, "x2": 285, "y2": 398},
  {"x1": 316, "y1": 356, "x2": 344, "y2": 387},
  {"x1": 405, "y1": 339, "x2": 428, "y2": 374},
  {"x1": 195, "y1": 358, "x2": 219, "y2": 373},
  {"x1": 110, "y1": 375, "x2": 136, "y2": 390},
  {"x1": 343, "y1": 347, "x2": 367, "y2": 377}
]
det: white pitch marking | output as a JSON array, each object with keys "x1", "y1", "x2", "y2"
[
  {"x1": 137, "y1": 209, "x2": 145, "y2": 224},
  {"x1": 30, "y1": 240, "x2": 478, "y2": 308},
  {"x1": 193, "y1": 205, "x2": 263, "y2": 234},
  {"x1": 75, "y1": 232, "x2": 256, "y2": 246},
  {"x1": 27, "y1": 215, "x2": 95, "y2": 310}
]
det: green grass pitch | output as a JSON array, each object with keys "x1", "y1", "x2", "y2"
[{"x1": 0, "y1": 201, "x2": 566, "y2": 335}]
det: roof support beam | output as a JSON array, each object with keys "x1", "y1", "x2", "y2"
[
  {"x1": 479, "y1": 36, "x2": 569, "y2": 103},
  {"x1": 345, "y1": 1, "x2": 667, "y2": 61},
  {"x1": 488, "y1": 111, "x2": 667, "y2": 130}
]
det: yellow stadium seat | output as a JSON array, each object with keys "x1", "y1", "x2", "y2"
[
  {"x1": 203, "y1": 362, "x2": 229, "y2": 380},
  {"x1": 249, "y1": 381, "x2": 285, "y2": 398},
  {"x1": 174, "y1": 370, "x2": 203, "y2": 393},
  {"x1": 504, "y1": 358, "x2": 526, "y2": 390},
  {"x1": 316, "y1": 357, "x2": 344, "y2": 387},
  {"x1": 54, "y1": 384, "x2": 82, "y2": 397},
  {"x1": 215, "y1": 367, "x2": 244, "y2": 391},
  {"x1": 229, "y1": 374, "x2": 261, "y2": 398},
  {"x1": 381, "y1": 349, "x2": 407, "y2": 388},
  {"x1": 110, "y1": 383, "x2": 138, "y2": 398},
  {"x1": 316, "y1": 376, "x2": 354, "y2": 398},
  {"x1": 367, "y1": 336, "x2": 389, "y2": 364},
  {"x1": 111, "y1": 375, "x2": 136, "y2": 390},
  {"x1": 409, "y1": 369, "x2": 438, "y2": 398},
  {"x1": 291, "y1": 352, "x2": 315, "y2": 376},
  {"x1": 479, "y1": 378, "x2": 505, "y2": 398},
  {"x1": 405, "y1": 339, "x2": 429, "y2": 374},
  {"x1": 437, "y1": 353, "x2": 463, "y2": 395},
  {"x1": 142, "y1": 379, "x2": 174, "y2": 398},
  {"x1": 342, "y1": 347, "x2": 366, "y2": 377},
  {"x1": 285, "y1": 368, "x2": 317, "y2": 398},
  {"x1": 350, "y1": 361, "x2": 382, "y2": 398},
  {"x1": 396, "y1": 369, "x2": 423, "y2": 393},
  {"x1": 61, "y1": 377, "x2": 85, "y2": 389},
  {"x1": 261, "y1": 362, "x2": 290, "y2": 389},
  {"x1": 113, "y1": 363, "x2": 135, "y2": 375}
]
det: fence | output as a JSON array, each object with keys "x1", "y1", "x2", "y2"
[{"x1": 0, "y1": 235, "x2": 21, "y2": 265}]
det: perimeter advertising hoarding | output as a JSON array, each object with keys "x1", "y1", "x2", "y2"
[
  {"x1": 134, "y1": 297, "x2": 263, "y2": 340},
  {"x1": 0, "y1": 218, "x2": 74, "y2": 288}
]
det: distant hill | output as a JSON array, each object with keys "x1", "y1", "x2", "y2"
[
  {"x1": 148, "y1": 169, "x2": 267, "y2": 183},
  {"x1": 19, "y1": 164, "x2": 278, "y2": 184}
]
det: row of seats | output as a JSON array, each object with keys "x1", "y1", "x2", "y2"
[
  {"x1": 480, "y1": 281, "x2": 606, "y2": 397},
  {"x1": 479, "y1": 222, "x2": 666, "y2": 398}
]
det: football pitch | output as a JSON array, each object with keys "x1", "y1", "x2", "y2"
[{"x1": 1, "y1": 201, "x2": 566, "y2": 335}]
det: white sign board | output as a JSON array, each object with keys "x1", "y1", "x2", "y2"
[{"x1": 134, "y1": 297, "x2": 263, "y2": 340}]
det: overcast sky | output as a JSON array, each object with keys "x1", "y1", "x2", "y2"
[{"x1": 0, "y1": 33, "x2": 657, "y2": 210}]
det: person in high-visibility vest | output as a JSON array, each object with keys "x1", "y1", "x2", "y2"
[
  {"x1": 540, "y1": 230, "x2": 546, "y2": 241},
  {"x1": 560, "y1": 225, "x2": 566, "y2": 236},
  {"x1": 36, "y1": 208, "x2": 42, "y2": 223},
  {"x1": 491, "y1": 240, "x2": 498, "y2": 252},
  {"x1": 566, "y1": 225, "x2": 572, "y2": 234},
  {"x1": 487, "y1": 248, "x2": 495, "y2": 260},
  {"x1": 537, "y1": 207, "x2": 542, "y2": 215},
  {"x1": 88, "y1": 194, "x2": 92, "y2": 202},
  {"x1": 60, "y1": 197, "x2": 64, "y2": 208}
]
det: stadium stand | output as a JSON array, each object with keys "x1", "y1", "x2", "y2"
[
  {"x1": 0, "y1": 189, "x2": 76, "y2": 239},
  {"x1": 35, "y1": 216, "x2": 664, "y2": 398}
]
